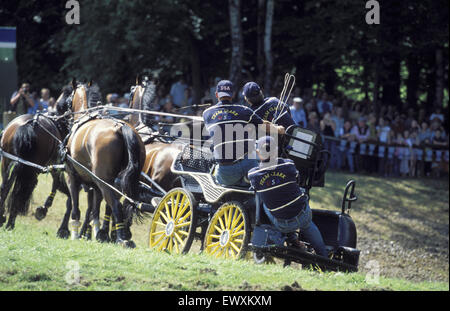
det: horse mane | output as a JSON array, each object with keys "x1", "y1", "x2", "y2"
[
  {"x1": 141, "y1": 80, "x2": 157, "y2": 126},
  {"x1": 56, "y1": 84, "x2": 74, "y2": 115}
]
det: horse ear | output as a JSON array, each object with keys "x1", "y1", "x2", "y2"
[
  {"x1": 135, "y1": 75, "x2": 139, "y2": 85},
  {"x1": 71, "y1": 78, "x2": 77, "y2": 90},
  {"x1": 88, "y1": 79, "x2": 93, "y2": 87}
]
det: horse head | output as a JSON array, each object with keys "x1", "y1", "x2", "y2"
[{"x1": 128, "y1": 75, "x2": 158, "y2": 128}]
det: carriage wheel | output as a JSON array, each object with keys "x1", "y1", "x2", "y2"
[
  {"x1": 148, "y1": 188, "x2": 197, "y2": 254},
  {"x1": 203, "y1": 201, "x2": 250, "y2": 260}
]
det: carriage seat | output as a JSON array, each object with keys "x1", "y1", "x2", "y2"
[{"x1": 174, "y1": 145, "x2": 215, "y2": 174}]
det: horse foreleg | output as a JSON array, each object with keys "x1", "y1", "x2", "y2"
[
  {"x1": 35, "y1": 171, "x2": 60, "y2": 221},
  {"x1": 67, "y1": 172, "x2": 81, "y2": 240},
  {"x1": 100, "y1": 187, "x2": 133, "y2": 248},
  {"x1": 80, "y1": 188, "x2": 94, "y2": 239},
  {"x1": 97, "y1": 204, "x2": 112, "y2": 242},
  {"x1": 90, "y1": 188, "x2": 102, "y2": 240},
  {"x1": 0, "y1": 161, "x2": 17, "y2": 227},
  {"x1": 55, "y1": 174, "x2": 72, "y2": 239},
  {"x1": 56, "y1": 197, "x2": 72, "y2": 239}
]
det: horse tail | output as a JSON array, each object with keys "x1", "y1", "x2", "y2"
[
  {"x1": 117, "y1": 124, "x2": 143, "y2": 199},
  {"x1": 6, "y1": 123, "x2": 39, "y2": 216}
]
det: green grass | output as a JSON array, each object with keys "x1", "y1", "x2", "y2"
[
  {"x1": 0, "y1": 172, "x2": 448, "y2": 291},
  {"x1": 0, "y1": 223, "x2": 447, "y2": 291}
]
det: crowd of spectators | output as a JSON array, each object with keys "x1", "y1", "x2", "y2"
[
  {"x1": 6, "y1": 78, "x2": 448, "y2": 179},
  {"x1": 146, "y1": 75, "x2": 449, "y2": 179},
  {"x1": 8, "y1": 82, "x2": 57, "y2": 116},
  {"x1": 286, "y1": 89, "x2": 449, "y2": 178}
]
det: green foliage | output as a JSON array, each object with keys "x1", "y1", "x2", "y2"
[{"x1": 1, "y1": 0, "x2": 448, "y2": 106}]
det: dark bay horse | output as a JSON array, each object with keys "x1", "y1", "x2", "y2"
[
  {"x1": 0, "y1": 88, "x2": 72, "y2": 234},
  {"x1": 61, "y1": 81, "x2": 146, "y2": 247}
]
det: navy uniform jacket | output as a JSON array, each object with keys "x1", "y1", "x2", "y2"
[
  {"x1": 253, "y1": 97, "x2": 296, "y2": 129},
  {"x1": 248, "y1": 158, "x2": 307, "y2": 219},
  {"x1": 203, "y1": 100, "x2": 264, "y2": 164}
]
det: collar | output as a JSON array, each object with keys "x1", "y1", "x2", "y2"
[{"x1": 217, "y1": 99, "x2": 233, "y2": 105}]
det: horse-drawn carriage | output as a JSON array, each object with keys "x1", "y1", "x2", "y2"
[
  {"x1": 147, "y1": 124, "x2": 360, "y2": 272},
  {"x1": 0, "y1": 79, "x2": 360, "y2": 272}
]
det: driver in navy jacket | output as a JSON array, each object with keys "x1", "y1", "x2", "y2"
[
  {"x1": 203, "y1": 80, "x2": 285, "y2": 187},
  {"x1": 247, "y1": 136, "x2": 328, "y2": 256}
]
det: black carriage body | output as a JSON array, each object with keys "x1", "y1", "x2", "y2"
[{"x1": 310, "y1": 209, "x2": 357, "y2": 249}]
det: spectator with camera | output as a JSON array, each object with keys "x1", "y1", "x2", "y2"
[{"x1": 10, "y1": 83, "x2": 35, "y2": 116}]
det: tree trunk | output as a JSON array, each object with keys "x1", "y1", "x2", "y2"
[
  {"x1": 381, "y1": 56, "x2": 401, "y2": 108},
  {"x1": 425, "y1": 51, "x2": 436, "y2": 112},
  {"x1": 188, "y1": 33, "x2": 202, "y2": 106},
  {"x1": 263, "y1": 0, "x2": 274, "y2": 94},
  {"x1": 435, "y1": 47, "x2": 444, "y2": 108},
  {"x1": 228, "y1": 0, "x2": 244, "y2": 88},
  {"x1": 256, "y1": 0, "x2": 266, "y2": 85},
  {"x1": 373, "y1": 63, "x2": 380, "y2": 107},
  {"x1": 406, "y1": 54, "x2": 420, "y2": 109}
]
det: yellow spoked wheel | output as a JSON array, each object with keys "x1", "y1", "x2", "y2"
[
  {"x1": 148, "y1": 188, "x2": 197, "y2": 254},
  {"x1": 203, "y1": 201, "x2": 250, "y2": 260}
]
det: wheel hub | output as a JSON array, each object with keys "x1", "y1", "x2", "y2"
[
  {"x1": 165, "y1": 220, "x2": 175, "y2": 236},
  {"x1": 220, "y1": 230, "x2": 230, "y2": 247}
]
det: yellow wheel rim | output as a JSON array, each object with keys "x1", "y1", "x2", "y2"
[
  {"x1": 148, "y1": 189, "x2": 192, "y2": 254},
  {"x1": 204, "y1": 203, "x2": 246, "y2": 260}
]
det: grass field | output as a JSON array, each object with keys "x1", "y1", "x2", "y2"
[{"x1": 0, "y1": 171, "x2": 448, "y2": 291}]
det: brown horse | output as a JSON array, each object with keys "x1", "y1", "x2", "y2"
[
  {"x1": 94, "y1": 79, "x2": 184, "y2": 242},
  {"x1": 61, "y1": 81, "x2": 146, "y2": 247},
  {"x1": 0, "y1": 89, "x2": 72, "y2": 234},
  {"x1": 128, "y1": 78, "x2": 183, "y2": 190}
]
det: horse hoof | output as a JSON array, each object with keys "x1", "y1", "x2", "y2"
[
  {"x1": 127, "y1": 240, "x2": 136, "y2": 249},
  {"x1": 117, "y1": 239, "x2": 135, "y2": 249},
  {"x1": 124, "y1": 229, "x2": 133, "y2": 241},
  {"x1": 111, "y1": 231, "x2": 117, "y2": 242},
  {"x1": 96, "y1": 229, "x2": 110, "y2": 243},
  {"x1": 5, "y1": 223, "x2": 14, "y2": 231},
  {"x1": 34, "y1": 206, "x2": 48, "y2": 221},
  {"x1": 57, "y1": 228, "x2": 70, "y2": 239},
  {"x1": 81, "y1": 225, "x2": 92, "y2": 240}
]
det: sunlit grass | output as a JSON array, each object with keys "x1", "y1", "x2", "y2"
[{"x1": 0, "y1": 171, "x2": 448, "y2": 290}]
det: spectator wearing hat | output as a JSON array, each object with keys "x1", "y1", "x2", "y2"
[
  {"x1": 248, "y1": 136, "x2": 328, "y2": 256},
  {"x1": 290, "y1": 97, "x2": 308, "y2": 128},
  {"x1": 203, "y1": 80, "x2": 285, "y2": 187},
  {"x1": 429, "y1": 107, "x2": 444, "y2": 124}
]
